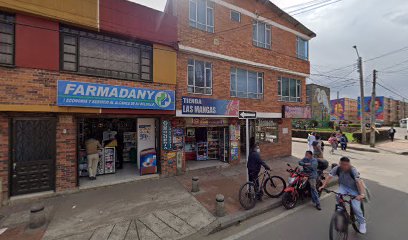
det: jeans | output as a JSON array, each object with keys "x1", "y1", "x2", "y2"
[
  {"x1": 337, "y1": 185, "x2": 366, "y2": 224},
  {"x1": 248, "y1": 170, "x2": 262, "y2": 197},
  {"x1": 308, "y1": 178, "x2": 320, "y2": 205}
]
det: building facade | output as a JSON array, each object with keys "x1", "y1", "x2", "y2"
[
  {"x1": 358, "y1": 96, "x2": 408, "y2": 125},
  {"x1": 167, "y1": 0, "x2": 315, "y2": 164},
  {"x1": 330, "y1": 98, "x2": 358, "y2": 123},
  {"x1": 0, "y1": 0, "x2": 178, "y2": 203},
  {"x1": 306, "y1": 84, "x2": 331, "y2": 123}
]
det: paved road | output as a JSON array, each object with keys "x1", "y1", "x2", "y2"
[{"x1": 206, "y1": 142, "x2": 408, "y2": 240}]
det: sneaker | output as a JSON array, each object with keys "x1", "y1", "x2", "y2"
[
  {"x1": 359, "y1": 223, "x2": 367, "y2": 234},
  {"x1": 316, "y1": 204, "x2": 322, "y2": 211}
]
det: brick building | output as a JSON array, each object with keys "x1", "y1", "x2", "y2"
[
  {"x1": 358, "y1": 96, "x2": 408, "y2": 125},
  {"x1": 167, "y1": 0, "x2": 315, "y2": 164},
  {"x1": 0, "y1": 0, "x2": 178, "y2": 203},
  {"x1": 330, "y1": 98, "x2": 358, "y2": 123}
]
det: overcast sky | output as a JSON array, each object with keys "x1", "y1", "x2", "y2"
[{"x1": 130, "y1": 0, "x2": 408, "y2": 101}]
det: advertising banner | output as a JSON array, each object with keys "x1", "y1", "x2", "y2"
[
  {"x1": 181, "y1": 97, "x2": 239, "y2": 116},
  {"x1": 57, "y1": 80, "x2": 175, "y2": 110},
  {"x1": 330, "y1": 99, "x2": 345, "y2": 121},
  {"x1": 161, "y1": 120, "x2": 172, "y2": 150},
  {"x1": 283, "y1": 106, "x2": 312, "y2": 119},
  {"x1": 357, "y1": 97, "x2": 384, "y2": 121}
]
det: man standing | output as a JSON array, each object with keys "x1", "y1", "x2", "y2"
[
  {"x1": 320, "y1": 157, "x2": 367, "y2": 234},
  {"x1": 299, "y1": 151, "x2": 321, "y2": 210},
  {"x1": 388, "y1": 127, "x2": 396, "y2": 142},
  {"x1": 247, "y1": 138, "x2": 271, "y2": 200},
  {"x1": 85, "y1": 136, "x2": 102, "y2": 180},
  {"x1": 307, "y1": 132, "x2": 316, "y2": 152}
]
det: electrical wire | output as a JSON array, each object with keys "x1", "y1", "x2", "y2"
[
  {"x1": 292, "y1": 0, "x2": 343, "y2": 16},
  {"x1": 288, "y1": 0, "x2": 338, "y2": 14}
]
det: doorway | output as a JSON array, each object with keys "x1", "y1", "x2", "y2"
[{"x1": 11, "y1": 118, "x2": 56, "y2": 196}]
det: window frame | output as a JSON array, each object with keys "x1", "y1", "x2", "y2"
[
  {"x1": 189, "y1": 0, "x2": 214, "y2": 33},
  {"x1": 296, "y1": 37, "x2": 309, "y2": 60},
  {"x1": 0, "y1": 11, "x2": 15, "y2": 67},
  {"x1": 278, "y1": 77, "x2": 302, "y2": 102},
  {"x1": 60, "y1": 26, "x2": 153, "y2": 82},
  {"x1": 230, "y1": 67, "x2": 264, "y2": 100},
  {"x1": 252, "y1": 20, "x2": 271, "y2": 49},
  {"x1": 187, "y1": 59, "x2": 213, "y2": 95},
  {"x1": 230, "y1": 10, "x2": 241, "y2": 22}
]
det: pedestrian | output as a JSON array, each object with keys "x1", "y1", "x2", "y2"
[
  {"x1": 312, "y1": 140, "x2": 323, "y2": 159},
  {"x1": 340, "y1": 133, "x2": 348, "y2": 151},
  {"x1": 247, "y1": 138, "x2": 271, "y2": 201},
  {"x1": 316, "y1": 134, "x2": 324, "y2": 152},
  {"x1": 307, "y1": 132, "x2": 316, "y2": 152},
  {"x1": 299, "y1": 151, "x2": 321, "y2": 210},
  {"x1": 388, "y1": 127, "x2": 396, "y2": 142},
  {"x1": 85, "y1": 135, "x2": 102, "y2": 180},
  {"x1": 328, "y1": 133, "x2": 338, "y2": 154}
]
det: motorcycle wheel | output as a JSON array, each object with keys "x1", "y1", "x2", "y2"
[{"x1": 282, "y1": 191, "x2": 298, "y2": 209}]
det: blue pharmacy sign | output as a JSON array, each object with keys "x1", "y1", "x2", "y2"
[{"x1": 57, "y1": 80, "x2": 175, "y2": 111}]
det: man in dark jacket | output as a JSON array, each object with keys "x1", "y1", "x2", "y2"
[{"x1": 247, "y1": 138, "x2": 270, "y2": 200}]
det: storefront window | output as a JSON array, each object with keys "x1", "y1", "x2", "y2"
[{"x1": 255, "y1": 119, "x2": 279, "y2": 143}]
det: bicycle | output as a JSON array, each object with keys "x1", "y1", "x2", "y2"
[
  {"x1": 239, "y1": 169, "x2": 286, "y2": 210},
  {"x1": 324, "y1": 189, "x2": 366, "y2": 240}
]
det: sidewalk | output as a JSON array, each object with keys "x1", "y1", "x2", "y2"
[
  {"x1": 0, "y1": 177, "x2": 215, "y2": 240},
  {"x1": 375, "y1": 139, "x2": 408, "y2": 155},
  {"x1": 292, "y1": 137, "x2": 380, "y2": 153}
]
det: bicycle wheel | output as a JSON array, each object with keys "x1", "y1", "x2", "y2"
[
  {"x1": 239, "y1": 182, "x2": 256, "y2": 210},
  {"x1": 329, "y1": 211, "x2": 348, "y2": 240},
  {"x1": 263, "y1": 176, "x2": 286, "y2": 198},
  {"x1": 351, "y1": 202, "x2": 365, "y2": 233}
]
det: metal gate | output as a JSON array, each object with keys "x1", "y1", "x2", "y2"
[{"x1": 11, "y1": 118, "x2": 56, "y2": 196}]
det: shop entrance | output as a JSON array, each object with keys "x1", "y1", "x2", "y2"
[
  {"x1": 11, "y1": 118, "x2": 56, "y2": 196},
  {"x1": 185, "y1": 127, "x2": 229, "y2": 163},
  {"x1": 77, "y1": 117, "x2": 158, "y2": 189}
]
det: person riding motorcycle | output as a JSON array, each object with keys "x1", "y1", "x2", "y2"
[
  {"x1": 247, "y1": 138, "x2": 271, "y2": 200},
  {"x1": 319, "y1": 157, "x2": 367, "y2": 234},
  {"x1": 299, "y1": 151, "x2": 321, "y2": 210}
]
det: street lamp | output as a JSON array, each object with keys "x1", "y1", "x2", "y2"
[{"x1": 353, "y1": 45, "x2": 360, "y2": 58}]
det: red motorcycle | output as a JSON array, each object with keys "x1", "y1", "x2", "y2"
[{"x1": 281, "y1": 163, "x2": 325, "y2": 209}]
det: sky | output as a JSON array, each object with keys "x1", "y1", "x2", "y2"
[{"x1": 130, "y1": 0, "x2": 408, "y2": 101}]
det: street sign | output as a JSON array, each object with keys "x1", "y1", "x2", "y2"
[{"x1": 239, "y1": 111, "x2": 257, "y2": 119}]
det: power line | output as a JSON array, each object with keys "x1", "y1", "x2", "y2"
[
  {"x1": 364, "y1": 46, "x2": 408, "y2": 63},
  {"x1": 288, "y1": 0, "x2": 337, "y2": 14},
  {"x1": 292, "y1": 0, "x2": 343, "y2": 16},
  {"x1": 284, "y1": 0, "x2": 327, "y2": 10}
]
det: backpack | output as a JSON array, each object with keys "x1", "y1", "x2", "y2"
[{"x1": 335, "y1": 167, "x2": 371, "y2": 202}]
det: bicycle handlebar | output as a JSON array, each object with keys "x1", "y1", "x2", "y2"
[{"x1": 323, "y1": 189, "x2": 357, "y2": 199}]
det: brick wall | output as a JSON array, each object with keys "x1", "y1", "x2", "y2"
[
  {"x1": 0, "y1": 113, "x2": 9, "y2": 204},
  {"x1": 56, "y1": 114, "x2": 77, "y2": 192},
  {"x1": 0, "y1": 67, "x2": 176, "y2": 106},
  {"x1": 173, "y1": 0, "x2": 311, "y2": 74},
  {"x1": 259, "y1": 118, "x2": 292, "y2": 159},
  {"x1": 176, "y1": 52, "x2": 307, "y2": 112}
]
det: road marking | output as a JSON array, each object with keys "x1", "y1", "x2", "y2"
[{"x1": 223, "y1": 193, "x2": 332, "y2": 240}]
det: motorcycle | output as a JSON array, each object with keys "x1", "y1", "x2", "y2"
[{"x1": 281, "y1": 161, "x2": 327, "y2": 209}]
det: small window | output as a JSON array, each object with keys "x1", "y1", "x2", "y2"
[
  {"x1": 231, "y1": 10, "x2": 241, "y2": 22},
  {"x1": 297, "y1": 37, "x2": 309, "y2": 60},
  {"x1": 253, "y1": 20, "x2": 271, "y2": 49},
  {"x1": 278, "y1": 77, "x2": 302, "y2": 102},
  {"x1": 188, "y1": 59, "x2": 212, "y2": 95},
  {"x1": 189, "y1": 0, "x2": 214, "y2": 33},
  {"x1": 230, "y1": 67, "x2": 263, "y2": 99},
  {"x1": 0, "y1": 11, "x2": 15, "y2": 66}
]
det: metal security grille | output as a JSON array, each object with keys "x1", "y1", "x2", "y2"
[
  {"x1": 11, "y1": 118, "x2": 56, "y2": 196},
  {"x1": 0, "y1": 11, "x2": 15, "y2": 66},
  {"x1": 61, "y1": 26, "x2": 153, "y2": 82}
]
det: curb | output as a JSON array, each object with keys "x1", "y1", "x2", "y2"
[
  {"x1": 186, "y1": 179, "x2": 338, "y2": 239},
  {"x1": 292, "y1": 138, "x2": 380, "y2": 153}
]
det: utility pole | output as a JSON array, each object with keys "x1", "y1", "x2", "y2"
[
  {"x1": 354, "y1": 45, "x2": 367, "y2": 144},
  {"x1": 370, "y1": 70, "x2": 377, "y2": 147}
]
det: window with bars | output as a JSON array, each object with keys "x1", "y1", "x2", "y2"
[
  {"x1": 189, "y1": 0, "x2": 214, "y2": 33},
  {"x1": 0, "y1": 12, "x2": 15, "y2": 66},
  {"x1": 297, "y1": 37, "x2": 309, "y2": 60},
  {"x1": 230, "y1": 67, "x2": 263, "y2": 99},
  {"x1": 60, "y1": 26, "x2": 152, "y2": 82},
  {"x1": 188, "y1": 59, "x2": 212, "y2": 95},
  {"x1": 278, "y1": 77, "x2": 302, "y2": 102},
  {"x1": 253, "y1": 20, "x2": 271, "y2": 49}
]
